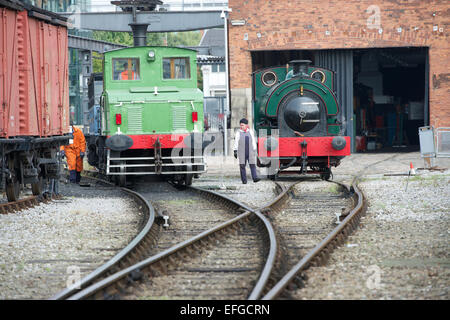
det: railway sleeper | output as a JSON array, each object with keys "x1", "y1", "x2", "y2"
[
  {"x1": 228, "y1": 224, "x2": 240, "y2": 236},
  {"x1": 148, "y1": 266, "x2": 158, "y2": 277},
  {"x1": 115, "y1": 281, "x2": 128, "y2": 296},
  {"x1": 287, "y1": 282, "x2": 297, "y2": 291},
  {"x1": 167, "y1": 255, "x2": 178, "y2": 268},
  {"x1": 148, "y1": 263, "x2": 163, "y2": 277},
  {"x1": 103, "y1": 286, "x2": 120, "y2": 300},
  {"x1": 184, "y1": 246, "x2": 194, "y2": 256},
  {"x1": 134, "y1": 245, "x2": 146, "y2": 257},
  {"x1": 130, "y1": 251, "x2": 140, "y2": 262},
  {"x1": 318, "y1": 252, "x2": 329, "y2": 266},
  {"x1": 293, "y1": 275, "x2": 305, "y2": 289},
  {"x1": 176, "y1": 250, "x2": 188, "y2": 261},
  {"x1": 199, "y1": 239, "x2": 210, "y2": 249},
  {"x1": 156, "y1": 261, "x2": 168, "y2": 274}
]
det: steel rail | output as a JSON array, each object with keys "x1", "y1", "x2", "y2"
[
  {"x1": 0, "y1": 196, "x2": 39, "y2": 214},
  {"x1": 261, "y1": 179, "x2": 364, "y2": 300},
  {"x1": 0, "y1": 192, "x2": 63, "y2": 214},
  {"x1": 64, "y1": 185, "x2": 279, "y2": 300},
  {"x1": 247, "y1": 209, "x2": 278, "y2": 300},
  {"x1": 68, "y1": 210, "x2": 253, "y2": 300},
  {"x1": 50, "y1": 179, "x2": 155, "y2": 300},
  {"x1": 189, "y1": 185, "x2": 280, "y2": 300}
]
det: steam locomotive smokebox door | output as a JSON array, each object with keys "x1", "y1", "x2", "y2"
[{"x1": 278, "y1": 91, "x2": 327, "y2": 137}]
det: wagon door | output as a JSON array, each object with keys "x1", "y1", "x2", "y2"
[{"x1": 0, "y1": 8, "x2": 20, "y2": 137}]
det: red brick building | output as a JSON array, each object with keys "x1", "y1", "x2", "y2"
[{"x1": 227, "y1": 0, "x2": 449, "y2": 151}]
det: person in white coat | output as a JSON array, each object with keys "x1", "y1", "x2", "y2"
[{"x1": 233, "y1": 118, "x2": 260, "y2": 184}]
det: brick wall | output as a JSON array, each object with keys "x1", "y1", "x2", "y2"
[{"x1": 228, "y1": 0, "x2": 450, "y2": 127}]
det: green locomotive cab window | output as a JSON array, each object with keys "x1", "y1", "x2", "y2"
[
  {"x1": 163, "y1": 57, "x2": 190, "y2": 79},
  {"x1": 112, "y1": 58, "x2": 140, "y2": 80}
]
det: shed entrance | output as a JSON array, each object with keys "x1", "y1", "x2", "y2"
[{"x1": 351, "y1": 47, "x2": 428, "y2": 152}]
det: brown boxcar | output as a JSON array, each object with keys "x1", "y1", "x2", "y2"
[
  {"x1": 0, "y1": 0, "x2": 70, "y2": 201},
  {"x1": 0, "y1": 1, "x2": 69, "y2": 137}
]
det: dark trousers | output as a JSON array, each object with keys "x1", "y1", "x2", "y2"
[
  {"x1": 239, "y1": 159, "x2": 258, "y2": 183},
  {"x1": 69, "y1": 170, "x2": 81, "y2": 183}
]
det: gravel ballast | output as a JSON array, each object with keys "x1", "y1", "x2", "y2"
[
  {"x1": 293, "y1": 171, "x2": 449, "y2": 299},
  {"x1": 200, "y1": 153, "x2": 450, "y2": 300},
  {"x1": 0, "y1": 183, "x2": 142, "y2": 299},
  {"x1": 0, "y1": 152, "x2": 448, "y2": 300}
]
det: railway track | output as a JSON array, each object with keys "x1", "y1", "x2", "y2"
[
  {"x1": 203, "y1": 177, "x2": 363, "y2": 299},
  {"x1": 258, "y1": 177, "x2": 365, "y2": 299},
  {"x1": 61, "y1": 188, "x2": 277, "y2": 300},
  {"x1": 50, "y1": 176, "x2": 158, "y2": 300},
  {"x1": 51, "y1": 171, "x2": 366, "y2": 300},
  {"x1": 0, "y1": 193, "x2": 62, "y2": 215},
  {"x1": 52, "y1": 176, "x2": 279, "y2": 300},
  {"x1": 132, "y1": 181, "x2": 253, "y2": 255}
]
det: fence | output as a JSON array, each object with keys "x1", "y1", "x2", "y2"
[{"x1": 203, "y1": 96, "x2": 229, "y2": 156}]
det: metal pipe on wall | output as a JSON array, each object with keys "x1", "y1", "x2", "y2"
[{"x1": 221, "y1": 9, "x2": 230, "y2": 157}]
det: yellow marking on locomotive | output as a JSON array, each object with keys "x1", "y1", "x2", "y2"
[{"x1": 300, "y1": 85, "x2": 304, "y2": 96}]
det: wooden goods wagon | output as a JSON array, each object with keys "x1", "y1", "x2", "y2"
[{"x1": 0, "y1": 0, "x2": 70, "y2": 201}]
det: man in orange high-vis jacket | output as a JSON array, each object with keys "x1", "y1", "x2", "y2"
[
  {"x1": 121, "y1": 62, "x2": 135, "y2": 80},
  {"x1": 60, "y1": 125, "x2": 86, "y2": 183}
]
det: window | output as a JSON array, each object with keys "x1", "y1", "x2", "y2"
[
  {"x1": 212, "y1": 63, "x2": 225, "y2": 73},
  {"x1": 112, "y1": 58, "x2": 140, "y2": 80},
  {"x1": 163, "y1": 57, "x2": 190, "y2": 79}
]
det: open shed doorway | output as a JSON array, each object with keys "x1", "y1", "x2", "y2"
[{"x1": 353, "y1": 47, "x2": 428, "y2": 152}]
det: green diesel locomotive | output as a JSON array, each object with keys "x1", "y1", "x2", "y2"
[{"x1": 87, "y1": 46, "x2": 206, "y2": 186}]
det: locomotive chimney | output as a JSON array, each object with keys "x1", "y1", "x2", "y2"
[
  {"x1": 290, "y1": 60, "x2": 311, "y2": 78},
  {"x1": 111, "y1": 0, "x2": 163, "y2": 47},
  {"x1": 129, "y1": 23, "x2": 149, "y2": 47}
]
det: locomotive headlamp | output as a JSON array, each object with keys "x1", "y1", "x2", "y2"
[
  {"x1": 311, "y1": 69, "x2": 326, "y2": 83},
  {"x1": 147, "y1": 50, "x2": 155, "y2": 61},
  {"x1": 262, "y1": 71, "x2": 277, "y2": 87}
]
